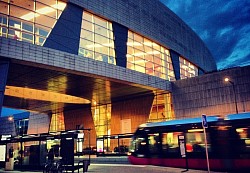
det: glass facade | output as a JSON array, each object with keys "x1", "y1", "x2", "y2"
[
  {"x1": 127, "y1": 31, "x2": 175, "y2": 81},
  {"x1": 0, "y1": 0, "x2": 66, "y2": 45},
  {"x1": 179, "y1": 56, "x2": 198, "y2": 79},
  {"x1": 92, "y1": 103, "x2": 111, "y2": 136},
  {"x1": 15, "y1": 118, "x2": 29, "y2": 136},
  {"x1": 149, "y1": 93, "x2": 174, "y2": 122},
  {"x1": 49, "y1": 112, "x2": 65, "y2": 132},
  {"x1": 79, "y1": 11, "x2": 116, "y2": 65}
]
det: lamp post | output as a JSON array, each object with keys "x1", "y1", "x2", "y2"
[{"x1": 224, "y1": 77, "x2": 238, "y2": 114}]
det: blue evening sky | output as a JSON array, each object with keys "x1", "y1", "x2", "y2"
[
  {"x1": 160, "y1": 0, "x2": 250, "y2": 70},
  {"x1": 1, "y1": 107, "x2": 26, "y2": 116}
]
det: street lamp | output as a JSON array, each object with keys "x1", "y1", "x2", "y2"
[{"x1": 224, "y1": 77, "x2": 238, "y2": 114}]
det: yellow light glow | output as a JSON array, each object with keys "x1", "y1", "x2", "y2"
[
  {"x1": 36, "y1": 7, "x2": 55, "y2": 15},
  {"x1": 188, "y1": 129, "x2": 203, "y2": 132},
  {"x1": 127, "y1": 42, "x2": 141, "y2": 46},
  {"x1": 5, "y1": 85, "x2": 90, "y2": 104},
  {"x1": 85, "y1": 43, "x2": 113, "y2": 48},
  {"x1": 236, "y1": 128, "x2": 244, "y2": 133},
  {"x1": 52, "y1": 2, "x2": 67, "y2": 10}
]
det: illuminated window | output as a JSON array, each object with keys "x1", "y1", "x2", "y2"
[
  {"x1": 162, "y1": 132, "x2": 183, "y2": 154},
  {"x1": 236, "y1": 128, "x2": 250, "y2": 153},
  {"x1": 49, "y1": 112, "x2": 65, "y2": 132},
  {"x1": 92, "y1": 104, "x2": 111, "y2": 137},
  {"x1": 179, "y1": 57, "x2": 198, "y2": 79},
  {"x1": 186, "y1": 131, "x2": 210, "y2": 152},
  {"x1": 148, "y1": 93, "x2": 174, "y2": 122},
  {"x1": 127, "y1": 31, "x2": 175, "y2": 81},
  {"x1": 79, "y1": 11, "x2": 116, "y2": 65},
  {"x1": 0, "y1": 0, "x2": 66, "y2": 45}
]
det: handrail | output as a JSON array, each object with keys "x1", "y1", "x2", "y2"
[{"x1": 43, "y1": 160, "x2": 65, "y2": 173}]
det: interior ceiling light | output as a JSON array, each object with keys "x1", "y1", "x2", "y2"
[{"x1": 5, "y1": 85, "x2": 90, "y2": 104}]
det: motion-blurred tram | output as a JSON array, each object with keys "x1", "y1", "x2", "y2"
[{"x1": 128, "y1": 113, "x2": 250, "y2": 172}]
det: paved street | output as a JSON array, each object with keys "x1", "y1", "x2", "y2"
[{"x1": 0, "y1": 163, "x2": 225, "y2": 173}]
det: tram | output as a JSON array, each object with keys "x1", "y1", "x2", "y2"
[{"x1": 128, "y1": 113, "x2": 250, "y2": 171}]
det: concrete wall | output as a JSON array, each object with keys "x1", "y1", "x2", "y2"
[
  {"x1": 69, "y1": 0, "x2": 216, "y2": 72},
  {"x1": 172, "y1": 66, "x2": 250, "y2": 118}
]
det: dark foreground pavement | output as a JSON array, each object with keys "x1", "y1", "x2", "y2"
[{"x1": 0, "y1": 163, "x2": 225, "y2": 173}]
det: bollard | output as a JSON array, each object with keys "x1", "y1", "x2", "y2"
[{"x1": 83, "y1": 160, "x2": 89, "y2": 172}]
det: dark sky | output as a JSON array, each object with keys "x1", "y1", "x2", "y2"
[{"x1": 160, "y1": 0, "x2": 250, "y2": 70}]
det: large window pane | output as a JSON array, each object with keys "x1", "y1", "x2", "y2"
[
  {"x1": 35, "y1": 15, "x2": 56, "y2": 28},
  {"x1": 36, "y1": 2, "x2": 57, "y2": 19},
  {"x1": 82, "y1": 20, "x2": 93, "y2": 31},
  {"x1": 22, "y1": 32, "x2": 33, "y2": 43},
  {"x1": 10, "y1": 6, "x2": 33, "y2": 22},
  {"x1": 94, "y1": 16, "x2": 107, "y2": 28},
  {"x1": 179, "y1": 57, "x2": 198, "y2": 79},
  {"x1": 95, "y1": 34, "x2": 109, "y2": 45},
  {"x1": 79, "y1": 11, "x2": 115, "y2": 65},
  {"x1": 22, "y1": 21, "x2": 33, "y2": 32},
  {"x1": 10, "y1": 0, "x2": 34, "y2": 11},
  {"x1": 36, "y1": 0, "x2": 57, "y2": 7},
  {"x1": 83, "y1": 12, "x2": 92, "y2": 22},
  {"x1": 81, "y1": 29, "x2": 94, "y2": 41},
  {"x1": 3, "y1": 0, "x2": 66, "y2": 46},
  {"x1": 95, "y1": 26, "x2": 108, "y2": 37},
  {"x1": 80, "y1": 39, "x2": 94, "y2": 51}
]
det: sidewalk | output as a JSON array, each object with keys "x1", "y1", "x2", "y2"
[{"x1": 0, "y1": 164, "x2": 225, "y2": 173}]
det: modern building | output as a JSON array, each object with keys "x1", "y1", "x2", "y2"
[{"x1": 0, "y1": 0, "x2": 249, "y2": 161}]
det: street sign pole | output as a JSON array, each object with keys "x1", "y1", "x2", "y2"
[
  {"x1": 202, "y1": 114, "x2": 210, "y2": 173},
  {"x1": 178, "y1": 135, "x2": 188, "y2": 172}
]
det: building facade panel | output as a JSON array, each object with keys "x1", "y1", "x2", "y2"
[{"x1": 172, "y1": 66, "x2": 250, "y2": 118}]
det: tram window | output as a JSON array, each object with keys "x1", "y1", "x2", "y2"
[
  {"x1": 162, "y1": 132, "x2": 183, "y2": 153},
  {"x1": 148, "y1": 133, "x2": 160, "y2": 156},
  {"x1": 130, "y1": 135, "x2": 147, "y2": 155},
  {"x1": 186, "y1": 130, "x2": 209, "y2": 152},
  {"x1": 236, "y1": 128, "x2": 250, "y2": 153}
]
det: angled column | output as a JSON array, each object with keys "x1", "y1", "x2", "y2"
[
  {"x1": 0, "y1": 59, "x2": 10, "y2": 116},
  {"x1": 169, "y1": 50, "x2": 180, "y2": 80},
  {"x1": 112, "y1": 22, "x2": 128, "y2": 68}
]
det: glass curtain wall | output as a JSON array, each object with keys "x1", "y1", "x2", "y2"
[
  {"x1": 49, "y1": 112, "x2": 65, "y2": 132},
  {"x1": 92, "y1": 103, "x2": 111, "y2": 137},
  {"x1": 79, "y1": 11, "x2": 116, "y2": 65},
  {"x1": 127, "y1": 31, "x2": 175, "y2": 81},
  {"x1": 148, "y1": 92, "x2": 174, "y2": 122},
  {"x1": 0, "y1": 0, "x2": 66, "y2": 45},
  {"x1": 15, "y1": 118, "x2": 29, "y2": 136},
  {"x1": 179, "y1": 56, "x2": 198, "y2": 79}
]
